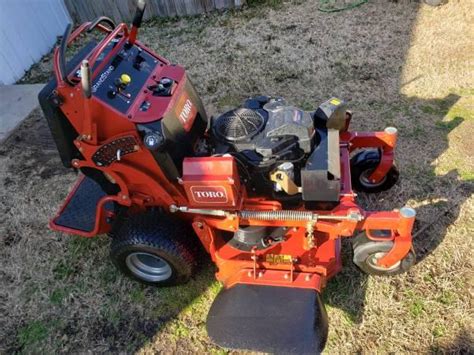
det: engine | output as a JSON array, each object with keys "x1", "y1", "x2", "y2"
[{"x1": 209, "y1": 96, "x2": 346, "y2": 208}]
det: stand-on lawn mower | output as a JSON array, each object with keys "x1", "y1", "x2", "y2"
[{"x1": 39, "y1": 1, "x2": 416, "y2": 352}]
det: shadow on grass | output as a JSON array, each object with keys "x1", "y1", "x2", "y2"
[
  {"x1": 85, "y1": 260, "x2": 217, "y2": 353},
  {"x1": 430, "y1": 328, "x2": 474, "y2": 353}
]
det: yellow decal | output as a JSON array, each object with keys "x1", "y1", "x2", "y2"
[
  {"x1": 265, "y1": 254, "x2": 293, "y2": 264},
  {"x1": 330, "y1": 98, "x2": 341, "y2": 106}
]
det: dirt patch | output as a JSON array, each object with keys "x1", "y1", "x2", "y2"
[{"x1": 1, "y1": 0, "x2": 473, "y2": 353}]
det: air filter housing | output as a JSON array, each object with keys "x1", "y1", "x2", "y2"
[{"x1": 213, "y1": 108, "x2": 265, "y2": 142}]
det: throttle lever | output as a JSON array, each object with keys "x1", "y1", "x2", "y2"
[{"x1": 129, "y1": 0, "x2": 147, "y2": 45}]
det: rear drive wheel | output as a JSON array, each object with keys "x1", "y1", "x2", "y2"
[
  {"x1": 350, "y1": 150, "x2": 399, "y2": 193},
  {"x1": 109, "y1": 211, "x2": 198, "y2": 286},
  {"x1": 352, "y1": 233, "x2": 415, "y2": 276}
]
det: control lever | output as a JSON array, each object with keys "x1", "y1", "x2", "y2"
[
  {"x1": 80, "y1": 60, "x2": 92, "y2": 99},
  {"x1": 129, "y1": 0, "x2": 146, "y2": 45},
  {"x1": 80, "y1": 60, "x2": 96, "y2": 144},
  {"x1": 108, "y1": 74, "x2": 132, "y2": 99}
]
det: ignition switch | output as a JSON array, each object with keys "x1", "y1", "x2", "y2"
[
  {"x1": 148, "y1": 77, "x2": 174, "y2": 96},
  {"x1": 143, "y1": 131, "x2": 164, "y2": 150}
]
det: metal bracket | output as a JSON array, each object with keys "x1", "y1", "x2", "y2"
[{"x1": 270, "y1": 170, "x2": 301, "y2": 195}]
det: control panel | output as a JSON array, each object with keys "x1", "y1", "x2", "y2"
[{"x1": 91, "y1": 43, "x2": 159, "y2": 114}]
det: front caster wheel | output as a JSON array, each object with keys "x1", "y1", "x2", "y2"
[
  {"x1": 352, "y1": 233, "x2": 415, "y2": 276},
  {"x1": 350, "y1": 150, "x2": 399, "y2": 193},
  {"x1": 109, "y1": 211, "x2": 198, "y2": 286}
]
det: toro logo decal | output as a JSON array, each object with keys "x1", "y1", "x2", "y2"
[
  {"x1": 190, "y1": 186, "x2": 228, "y2": 204},
  {"x1": 175, "y1": 93, "x2": 197, "y2": 132}
]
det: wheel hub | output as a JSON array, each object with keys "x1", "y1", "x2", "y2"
[
  {"x1": 368, "y1": 252, "x2": 401, "y2": 271},
  {"x1": 125, "y1": 252, "x2": 172, "y2": 282},
  {"x1": 359, "y1": 169, "x2": 387, "y2": 188}
]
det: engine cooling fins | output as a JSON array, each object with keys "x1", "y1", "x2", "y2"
[{"x1": 213, "y1": 108, "x2": 265, "y2": 142}]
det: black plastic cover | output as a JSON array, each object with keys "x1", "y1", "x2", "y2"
[
  {"x1": 38, "y1": 41, "x2": 97, "y2": 168},
  {"x1": 301, "y1": 128, "x2": 341, "y2": 203},
  {"x1": 207, "y1": 284, "x2": 328, "y2": 354},
  {"x1": 313, "y1": 97, "x2": 347, "y2": 130}
]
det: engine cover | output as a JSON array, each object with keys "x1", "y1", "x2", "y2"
[
  {"x1": 210, "y1": 96, "x2": 343, "y2": 207},
  {"x1": 213, "y1": 97, "x2": 314, "y2": 155},
  {"x1": 212, "y1": 97, "x2": 313, "y2": 200}
]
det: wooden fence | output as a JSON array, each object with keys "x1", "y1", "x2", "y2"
[{"x1": 64, "y1": 0, "x2": 246, "y2": 24}]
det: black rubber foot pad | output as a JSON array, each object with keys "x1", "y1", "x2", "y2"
[
  {"x1": 206, "y1": 284, "x2": 328, "y2": 354},
  {"x1": 54, "y1": 176, "x2": 111, "y2": 233}
]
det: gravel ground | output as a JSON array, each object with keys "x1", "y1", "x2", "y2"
[{"x1": 2, "y1": 0, "x2": 473, "y2": 353}]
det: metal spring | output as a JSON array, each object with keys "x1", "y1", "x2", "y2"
[{"x1": 239, "y1": 210, "x2": 315, "y2": 221}]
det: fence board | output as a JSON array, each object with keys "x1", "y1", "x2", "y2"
[
  {"x1": 0, "y1": 0, "x2": 70, "y2": 84},
  {"x1": 64, "y1": 0, "x2": 245, "y2": 23}
]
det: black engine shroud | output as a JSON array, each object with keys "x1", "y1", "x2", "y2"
[{"x1": 211, "y1": 96, "x2": 344, "y2": 208}]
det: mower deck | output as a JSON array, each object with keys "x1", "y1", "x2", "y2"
[{"x1": 207, "y1": 284, "x2": 328, "y2": 353}]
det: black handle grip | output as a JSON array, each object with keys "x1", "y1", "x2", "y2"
[
  {"x1": 59, "y1": 24, "x2": 75, "y2": 86},
  {"x1": 132, "y1": 0, "x2": 147, "y2": 28}
]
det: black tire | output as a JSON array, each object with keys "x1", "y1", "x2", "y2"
[
  {"x1": 109, "y1": 211, "x2": 198, "y2": 286},
  {"x1": 352, "y1": 233, "x2": 415, "y2": 276},
  {"x1": 350, "y1": 149, "x2": 399, "y2": 193}
]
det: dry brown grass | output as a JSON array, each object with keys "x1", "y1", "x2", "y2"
[{"x1": 2, "y1": 0, "x2": 473, "y2": 353}]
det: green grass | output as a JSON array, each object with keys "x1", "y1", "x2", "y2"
[
  {"x1": 52, "y1": 261, "x2": 75, "y2": 280},
  {"x1": 17, "y1": 321, "x2": 50, "y2": 349},
  {"x1": 49, "y1": 288, "x2": 68, "y2": 305},
  {"x1": 169, "y1": 321, "x2": 191, "y2": 339},
  {"x1": 130, "y1": 286, "x2": 146, "y2": 303},
  {"x1": 404, "y1": 290, "x2": 426, "y2": 318},
  {"x1": 435, "y1": 116, "x2": 463, "y2": 131},
  {"x1": 432, "y1": 324, "x2": 447, "y2": 338},
  {"x1": 216, "y1": 94, "x2": 243, "y2": 110},
  {"x1": 437, "y1": 290, "x2": 456, "y2": 306}
]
